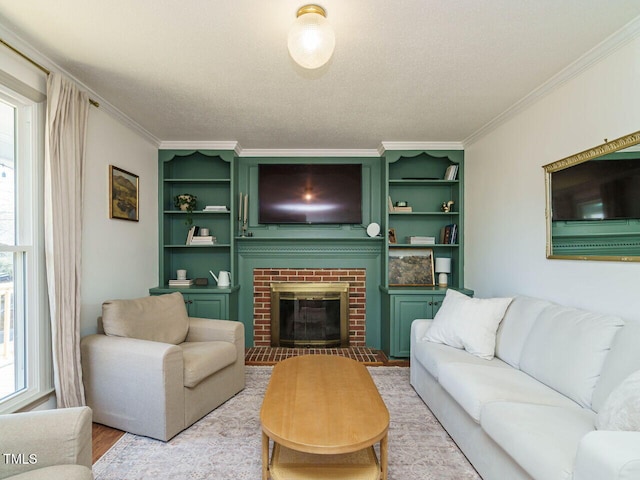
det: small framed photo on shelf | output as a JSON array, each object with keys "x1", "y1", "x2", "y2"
[
  {"x1": 388, "y1": 247, "x2": 435, "y2": 286},
  {"x1": 388, "y1": 228, "x2": 397, "y2": 244},
  {"x1": 109, "y1": 165, "x2": 139, "y2": 221}
]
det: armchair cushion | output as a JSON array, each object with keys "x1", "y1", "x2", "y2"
[
  {"x1": 0, "y1": 406, "x2": 92, "y2": 480},
  {"x1": 102, "y1": 292, "x2": 189, "y2": 345},
  {"x1": 180, "y1": 341, "x2": 237, "y2": 388},
  {"x1": 9, "y1": 465, "x2": 92, "y2": 480}
]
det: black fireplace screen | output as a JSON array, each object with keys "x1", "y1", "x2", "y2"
[
  {"x1": 270, "y1": 282, "x2": 350, "y2": 348},
  {"x1": 279, "y1": 298, "x2": 341, "y2": 345}
]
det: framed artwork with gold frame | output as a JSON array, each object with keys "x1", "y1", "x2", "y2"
[
  {"x1": 109, "y1": 165, "x2": 139, "y2": 221},
  {"x1": 388, "y1": 247, "x2": 435, "y2": 286}
]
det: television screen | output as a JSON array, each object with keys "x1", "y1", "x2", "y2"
[
  {"x1": 552, "y1": 158, "x2": 640, "y2": 221},
  {"x1": 258, "y1": 164, "x2": 362, "y2": 224}
]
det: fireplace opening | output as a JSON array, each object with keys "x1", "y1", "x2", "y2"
[{"x1": 271, "y1": 282, "x2": 349, "y2": 347}]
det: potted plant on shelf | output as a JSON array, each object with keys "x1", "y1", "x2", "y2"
[{"x1": 174, "y1": 193, "x2": 197, "y2": 225}]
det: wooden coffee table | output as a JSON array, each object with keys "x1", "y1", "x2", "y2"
[{"x1": 260, "y1": 355, "x2": 390, "y2": 480}]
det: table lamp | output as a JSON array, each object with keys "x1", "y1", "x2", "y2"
[{"x1": 435, "y1": 257, "x2": 452, "y2": 287}]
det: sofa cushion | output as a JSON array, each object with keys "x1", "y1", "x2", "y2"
[
  {"x1": 414, "y1": 340, "x2": 510, "y2": 381},
  {"x1": 102, "y1": 292, "x2": 189, "y2": 345},
  {"x1": 438, "y1": 363, "x2": 578, "y2": 423},
  {"x1": 592, "y1": 320, "x2": 640, "y2": 413},
  {"x1": 422, "y1": 289, "x2": 513, "y2": 359},
  {"x1": 595, "y1": 369, "x2": 640, "y2": 431},
  {"x1": 180, "y1": 341, "x2": 237, "y2": 388},
  {"x1": 481, "y1": 402, "x2": 595, "y2": 480},
  {"x1": 495, "y1": 296, "x2": 551, "y2": 368},
  {"x1": 519, "y1": 304, "x2": 624, "y2": 408}
]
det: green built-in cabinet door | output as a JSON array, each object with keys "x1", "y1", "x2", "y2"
[
  {"x1": 149, "y1": 287, "x2": 239, "y2": 320},
  {"x1": 184, "y1": 293, "x2": 226, "y2": 318},
  {"x1": 391, "y1": 293, "x2": 442, "y2": 357}
]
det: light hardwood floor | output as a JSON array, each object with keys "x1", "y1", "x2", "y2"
[{"x1": 92, "y1": 423, "x2": 125, "y2": 464}]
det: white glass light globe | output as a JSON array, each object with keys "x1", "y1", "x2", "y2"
[{"x1": 288, "y1": 9, "x2": 335, "y2": 69}]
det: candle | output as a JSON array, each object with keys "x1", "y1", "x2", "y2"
[
  {"x1": 238, "y1": 192, "x2": 242, "y2": 221},
  {"x1": 243, "y1": 194, "x2": 248, "y2": 223}
]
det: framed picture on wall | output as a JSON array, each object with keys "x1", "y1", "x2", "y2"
[
  {"x1": 109, "y1": 165, "x2": 139, "y2": 221},
  {"x1": 388, "y1": 247, "x2": 435, "y2": 286}
]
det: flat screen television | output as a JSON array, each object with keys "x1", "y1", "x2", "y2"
[
  {"x1": 551, "y1": 158, "x2": 640, "y2": 221},
  {"x1": 258, "y1": 164, "x2": 362, "y2": 224}
]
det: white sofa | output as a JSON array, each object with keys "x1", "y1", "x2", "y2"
[{"x1": 410, "y1": 295, "x2": 640, "y2": 480}]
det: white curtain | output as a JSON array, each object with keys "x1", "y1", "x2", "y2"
[{"x1": 44, "y1": 73, "x2": 90, "y2": 408}]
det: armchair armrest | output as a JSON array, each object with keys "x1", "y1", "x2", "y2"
[
  {"x1": 186, "y1": 317, "x2": 244, "y2": 344},
  {"x1": 0, "y1": 406, "x2": 92, "y2": 479},
  {"x1": 81, "y1": 334, "x2": 184, "y2": 441},
  {"x1": 573, "y1": 431, "x2": 640, "y2": 480}
]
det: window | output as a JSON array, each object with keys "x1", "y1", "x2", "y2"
[{"x1": 0, "y1": 84, "x2": 49, "y2": 412}]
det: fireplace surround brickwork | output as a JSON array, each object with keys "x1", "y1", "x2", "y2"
[{"x1": 253, "y1": 268, "x2": 367, "y2": 347}]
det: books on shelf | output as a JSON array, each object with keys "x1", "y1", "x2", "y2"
[
  {"x1": 190, "y1": 237, "x2": 215, "y2": 245},
  {"x1": 444, "y1": 164, "x2": 459, "y2": 180},
  {"x1": 169, "y1": 279, "x2": 194, "y2": 287},
  {"x1": 185, "y1": 226, "x2": 216, "y2": 245},
  {"x1": 203, "y1": 205, "x2": 228, "y2": 212},
  {"x1": 439, "y1": 224, "x2": 458, "y2": 244},
  {"x1": 407, "y1": 236, "x2": 436, "y2": 245},
  {"x1": 388, "y1": 195, "x2": 413, "y2": 212}
]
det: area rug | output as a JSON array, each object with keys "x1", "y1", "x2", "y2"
[{"x1": 93, "y1": 366, "x2": 480, "y2": 480}]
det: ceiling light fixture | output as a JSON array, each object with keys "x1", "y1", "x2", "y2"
[{"x1": 287, "y1": 5, "x2": 335, "y2": 69}]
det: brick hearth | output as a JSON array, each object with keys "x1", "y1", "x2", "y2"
[{"x1": 253, "y1": 268, "x2": 366, "y2": 347}]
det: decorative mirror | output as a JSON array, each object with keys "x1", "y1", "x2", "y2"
[{"x1": 544, "y1": 131, "x2": 640, "y2": 261}]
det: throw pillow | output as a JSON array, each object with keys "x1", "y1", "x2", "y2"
[
  {"x1": 422, "y1": 289, "x2": 513, "y2": 360},
  {"x1": 596, "y1": 369, "x2": 640, "y2": 431},
  {"x1": 102, "y1": 292, "x2": 190, "y2": 345}
]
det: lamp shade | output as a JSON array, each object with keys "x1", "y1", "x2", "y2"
[
  {"x1": 288, "y1": 5, "x2": 335, "y2": 69},
  {"x1": 435, "y1": 257, "x2": 452, "y2": 274}
]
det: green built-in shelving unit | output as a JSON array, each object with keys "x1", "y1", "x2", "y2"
[
  {"x1": 380, "y1": 149, "x2": 472, "y2": 357},
  {"x1": 150, "y1": 148, "x2": 470, "y2": 355},
  {"x1": 150, "y1": 150, "x2": 238, "y2": 320}
]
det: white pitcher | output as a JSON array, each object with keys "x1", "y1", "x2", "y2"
[{"x1": 209, "y1": 270, "x2": 231, "y2": 287}]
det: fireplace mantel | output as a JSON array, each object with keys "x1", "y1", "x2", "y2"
[{"x1": 236, "y1": 238, "x2": 383, "y2": 348}]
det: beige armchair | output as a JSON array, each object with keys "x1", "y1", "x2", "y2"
[
  {"x1": 80, "y1": 292, "x2": 245, "y2": 441},
  {"x1": 0, "y1": 406, "x2": 93, "y2": 480}
]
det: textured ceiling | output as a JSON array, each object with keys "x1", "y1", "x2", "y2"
[{"x1": 0, "y1": 1, "x2": 639, "y2": 149}]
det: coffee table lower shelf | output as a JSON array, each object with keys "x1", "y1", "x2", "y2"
[{"x1": 270, "y1": 443, "x2": 381, "y2": 480}]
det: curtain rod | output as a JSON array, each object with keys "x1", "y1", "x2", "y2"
[{"x1": 0, "y1": 38, "x2": 100, "y2": 108}]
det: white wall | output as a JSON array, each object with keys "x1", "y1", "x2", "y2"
[
  {"x1": 465, "y1": 35, "x2": 640, "y2": 321},
  {"x1": 81, "y1": 107, "x2": 158, "y2": 336}
]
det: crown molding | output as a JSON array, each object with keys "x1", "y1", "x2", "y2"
[
  {"x1": 159, "y1": 141, "x2": 240, "y2": 154},
  {"x1": 463, "y1": 15, "x2": 640, "y2": 147},
  {"x1": 378, "y1": 141, "x2": 464, "y2": 155},
  {"x1": 158, "y1": 143, "x2": 467, "y2": 157},
  {"x1": 236, "y1": 147, "x2": 380, "y2": 157},
  {"x1": 0, "y1": 25, "x2": 160, "y2": 147}
]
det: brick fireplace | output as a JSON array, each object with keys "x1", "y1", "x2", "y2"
[{"x1": 253, "y1": 268, "x2": 366, "y2": 347}]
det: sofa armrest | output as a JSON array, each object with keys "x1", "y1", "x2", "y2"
[
  {"x1": 573, "y1": 431, "x2": 640, "y2": 480},
  {"x1": 81, "y1": 334, "x2": 184, "y2": 440},
  {"x1": 186, "y1": 317, "x2": 244, "y2": 344},
  {"x1": 0, "y1": 406, "x2": 92, "y2": 479},
  {"x1": 411, "y1": 319, "x2": 433, "y2": 344}
]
